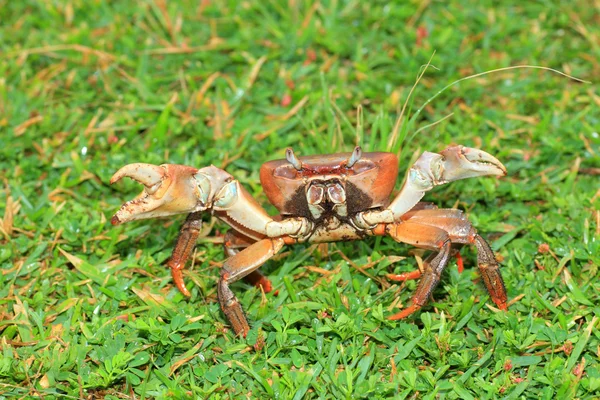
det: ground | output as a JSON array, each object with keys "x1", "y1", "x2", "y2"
[{"x1": 1, "y1": 1, "x2": 599, "y2": 399}]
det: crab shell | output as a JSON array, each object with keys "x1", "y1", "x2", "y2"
[{"x1": 259, "y1": 151, "x2": 399, "y2": 216}]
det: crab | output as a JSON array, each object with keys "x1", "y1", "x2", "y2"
[{"x1": 110, "y1": 145, "x2": 508, "y2": 336}]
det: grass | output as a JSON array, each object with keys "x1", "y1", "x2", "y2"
[{"x1": 1, "y1": 1, "x2": 599, "y2": 398}]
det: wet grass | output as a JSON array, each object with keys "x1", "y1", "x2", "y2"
[{"x1": 1, "y1": 1, "x2": 599, "y2": 398}]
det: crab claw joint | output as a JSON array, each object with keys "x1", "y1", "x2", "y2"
[{"x1": 110, "y1": 163, "x2": 202, "y2": 225}]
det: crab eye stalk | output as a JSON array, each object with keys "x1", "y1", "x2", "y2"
[
  {"x1": 347, "y1": 146, "x2": 362, "y2": 168},
  {"x1": 285, "y1": 148, "x2": 303, "y2": 171}
]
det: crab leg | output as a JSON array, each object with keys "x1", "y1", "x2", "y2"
[
  {"x1": 386, "y1": 252, "x2": 436, "y2": 282},
  {"x1": 224, "y1": 230, "x2": 273, "y2": 293},
  {"x1": 386, "y1": 222, "x2": 452, "y2": 320},
  {"x1": 386, "y1": 208, "x2": 508, "y2": 313},
  {"x1": 402, "y1": 207, "x2": 507, "y2": 309},
  {"x1": 167, "y1": 211, "x2": 203, "y2": 297},
  {"x1": 218, "y1": 237, "x2": 285, "y2": 336},
  {"x1": 385, "y1": 208, "x2": 468, "y2": 282},
  {"x1": 473, "y1": 235, "x2": 507, "y2": 310}
]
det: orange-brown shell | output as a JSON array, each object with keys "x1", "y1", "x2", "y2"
[{"x1": 260, "y1": 151, "x2": 398, "y2": 215}]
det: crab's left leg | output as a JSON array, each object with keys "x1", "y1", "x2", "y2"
[
  {"x1": 218, "y1": 237, "x2": 286, "y2": 336},
  {"x1": 385, "y1": 221, "x2": 452, "y2": 319},
  {"x1": 387, "y1": 208, "x2": 508, "y2": 311}
]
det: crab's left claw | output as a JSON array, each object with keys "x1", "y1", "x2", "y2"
[
  {"x1": 110, "y1": 163, "x2": 202, "y2": 225},
  {"x1": 387, "y1": 145, "x2": 506, "y2": 220},
  {"x1": 438, "y1": 145, "x2": 506, "y2": 181}
]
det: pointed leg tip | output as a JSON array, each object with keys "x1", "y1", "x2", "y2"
[
  {"x1": 386, "y1": 270, "x2": 422, "y2": 282},
  {"x1": 260, "y1": 281, "x2": 273, "y2": 293},
  {"x1": 388, "y1": 311, "x2": 410, "y2": 321},
  {"x1": 455, "y1": 252, "x2": 464, "y2": 273},
  {"x1": 387, "y1": 304, "x2": 420, "y2": 320},
  {"x1": 387, "y1": 314, "x2": 404, "y2": 321},
  {"x1": 176, "y1": 280, "x2": 192, "y2": 297},
  {"x1": 170, "y1": 266, "x2": 191, "y2": 297},
  {"x1": 232, "y1": 323, "x2": 250, "y2": 338}
]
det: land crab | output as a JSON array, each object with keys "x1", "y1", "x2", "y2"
[{"x1": 110, "y1": 145, "x2": 508, "y2": 336}]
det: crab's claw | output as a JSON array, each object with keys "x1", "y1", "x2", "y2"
[
  {"x1": 438, "y1": 145, "x2": 506, "y2": 181},
  {"x1": 110, "y1": 163, "x2": 202, "y2": 225},
  {"x1": 387, "y1": 145, "x2": 506, "y2": 219}
]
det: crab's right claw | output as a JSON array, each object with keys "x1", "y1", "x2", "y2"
[{"x1": 110, "y1": 163, "x2": 202, "y2": 225}]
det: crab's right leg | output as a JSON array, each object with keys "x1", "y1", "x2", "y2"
[
  {"x1": 224, "y1": 230, "x2": 273, "y2": 293},
  {"x1": 218, "y1": 237, "x2": 285, "y2": 336}
]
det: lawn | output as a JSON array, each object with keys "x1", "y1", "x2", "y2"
[{"x1": 1, "y1": 1, "x2": 599, "y2": 399}]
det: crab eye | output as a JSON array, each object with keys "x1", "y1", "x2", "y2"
[
  {"x1": 346, "y1": 146, "x2": 362, "y2": 168},
  {"x1": 285, "y1": 148, "x2": 303, "y2": 170}
]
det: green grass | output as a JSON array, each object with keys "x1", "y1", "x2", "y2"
[{"x1": 1, "y1": 1, "x2": 599, "y2": 398}]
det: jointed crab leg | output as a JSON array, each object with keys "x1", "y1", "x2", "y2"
[
  {"x1": 386, "y1": 222, "x2": 452, "y2": 320},
  {"x1": 473, "y1": 235, "x2": 507, "y2": 310},
  {"x1": 384, "y1": 207, "x2": 508, "y2": 316},
  {"x1": 167, "y1": 211, "x2": 203, "y2": 297},
  {"x1": 386, "y1": 252, "x2": 437, "y2": 282},
  {"x1": 224, "y1": 230, "x2": 273, "y2": 293},
  {"x1": 218, "y1": 237, "x2": 285, "y2": 336},
  {"x1": 404, "y1": 208, "x2": 507, "y2": 310},
  {"x1": 167, "y1": 215, "x2": 276, "y2": 299}
]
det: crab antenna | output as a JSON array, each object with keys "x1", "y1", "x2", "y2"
[
  {"x1": 347, "y1": 146, "x2": 362, "y2": 168},
  {"x1": 285, "y1": 148, "x2": 303, "y2": 170}
]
